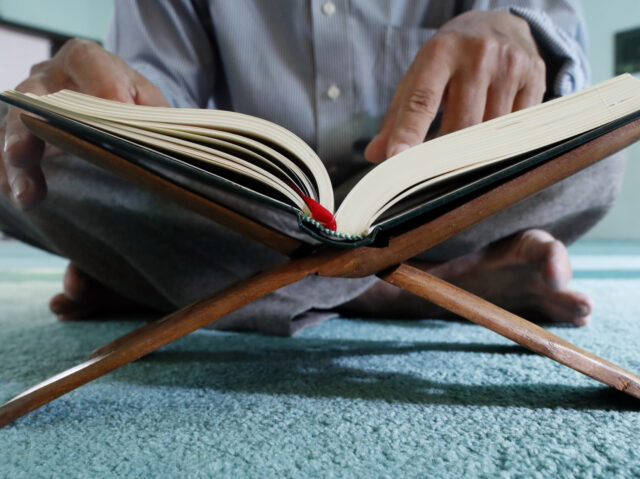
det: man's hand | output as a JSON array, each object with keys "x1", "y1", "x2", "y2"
[
  {"x1": 0, "y1": 39, "x2": 169, "y2": 209},
  {"x1": 365, "y1": 11, "x2": 546, "y2": 163}
]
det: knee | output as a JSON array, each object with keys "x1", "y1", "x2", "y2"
[{"x1": 587, "y1": 151, "x2": 627, "y2": 212}]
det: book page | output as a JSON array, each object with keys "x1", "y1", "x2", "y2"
[
  {"x1": 11, "y1": 89, "x2": 335, "y2": 213},
  {"x1": 335, "y1": 75, "x2": 640, "y2": 236}
]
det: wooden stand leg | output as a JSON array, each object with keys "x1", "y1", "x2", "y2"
[
  {"x1": 0, "y1": 258, "x2": 316, "y2": 428},
  {"x1": 89, "y1": 316, "x2": 171, "y2": 358},
  {"x1": 4, "y1": 257, "x2": 639, "y2": 429},
  {"x1": 381, "y1": 263, "x2": 640, "y2": 399}
]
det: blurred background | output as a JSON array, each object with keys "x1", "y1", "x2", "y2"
[{"x1": 0, "y1": 0, "x2": 638, "y2": 239}]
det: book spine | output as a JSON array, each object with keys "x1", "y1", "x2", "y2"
[
  {"x1": 285, "y1": 181, "x2": 337, "y2": 231},
  {"x1": 299, "y1": 193, "x2": 337, "y2": 231}
]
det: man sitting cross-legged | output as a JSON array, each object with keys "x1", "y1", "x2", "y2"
[{"x1": 0, "y1": 1, "x2": 624, "y2": 335}]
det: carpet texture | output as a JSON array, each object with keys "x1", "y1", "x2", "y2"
[{"x1": 1, "y1": 241, "x2": 640, "y2": 478}]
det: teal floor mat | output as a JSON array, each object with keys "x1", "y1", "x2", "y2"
[{"x1": 1, "y1": 240, "x2": 639, "y2": 478}]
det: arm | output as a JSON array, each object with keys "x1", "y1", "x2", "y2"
[
  {"x1": 0, "y1": 0, "x2": 216, "y2": 208},
  {"x1": 365, "y1": 0, "x2": 589, "y2": 163}
]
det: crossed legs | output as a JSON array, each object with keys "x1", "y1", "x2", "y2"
[{"x1": 0, "y1": 150, "x2": 627, "y2": 332}]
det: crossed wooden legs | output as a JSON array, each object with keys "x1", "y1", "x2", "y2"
[
  {"x1": 2, "y1": 257, "x2": 639, "y2": 428},
  {"x1": 3, "y1": 115, "x2": 639, "y2": 427}
]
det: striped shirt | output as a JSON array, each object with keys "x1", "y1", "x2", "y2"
[{"x1": 107, "y1": 0, "x2": 589, "y2": 182}]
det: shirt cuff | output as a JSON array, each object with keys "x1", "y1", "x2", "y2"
[{"x1": 507, "y1": 6, "x2": 590, "y2": 96}]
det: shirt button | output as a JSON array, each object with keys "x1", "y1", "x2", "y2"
[
  {"x1": 326, "y1": 84, "x2": 341, "y2": 100},
  {"x1": 322, "y1": 1, "x2": 336, "y2": 16}
]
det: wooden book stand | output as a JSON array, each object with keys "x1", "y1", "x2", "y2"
[{"x1": 1, "y1": 115, "x2": 640, "y2": 428}]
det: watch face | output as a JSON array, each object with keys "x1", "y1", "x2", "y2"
[{"x1": 615, "y1": 27, "x2": 640, "y2": 76}]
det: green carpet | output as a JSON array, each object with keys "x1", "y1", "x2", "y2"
[{"x1": 1, "y1": 241, "x2": 640, "y2": 478}]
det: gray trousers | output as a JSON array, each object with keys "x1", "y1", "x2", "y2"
[{"x1": 0, "y1": 151, "x2": 627, "y2": 335}]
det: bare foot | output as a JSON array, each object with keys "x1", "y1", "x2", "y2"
[
  {"x1": 340, "y1": 229, "x2": 593, "y2": 326},
  {"x1": 49, "y1": 263, "x2": 156, "y2": 321}
]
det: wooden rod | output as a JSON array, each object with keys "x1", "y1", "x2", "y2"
[
  {"x1": 9, "y1": 109, "x2": 640, "y2": 427},
  {"x1": 0, "y1": 256, "x2": 319, "y2": 428},
  {"x1": 89, "y1": 317, "x2": 170, "y2": 359},
  {"x1": 86, "y1": 249, "x2": 336, "y2": 359},
  {"x1": 381, "y1": 263, "x2": 640, "y2": 399},
  {"x1": 317, "y1": 118, "x2": 640, "y2": 279}
]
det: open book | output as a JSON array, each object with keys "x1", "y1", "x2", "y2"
[{"x1": 2, "y1": 74, "x2": 640, "y2": 246}]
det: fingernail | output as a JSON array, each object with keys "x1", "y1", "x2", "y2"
[
  {"x1": 578, "y1": 302, "x2": 591, "y2": 317},
  {"x1": 11, "y1": 174, "x2": 32, "y2": 203},
  {"x1": 387, "y1": 143, "x2": 410, "y2": 158}
]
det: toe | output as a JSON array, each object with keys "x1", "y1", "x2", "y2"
[
  {"x1": 574, "y1": 314, "x2": 591, "y2": 327},
  {"x1": 542, "y1": 239, "x2": 573, "y2": 289},
  {"x1": 517, "y1": 229, "x2": 573, "y2": 289},
  {"x1": 62, "y1": 263, "x2": 92, "y2": 301},
  {"x1": 49, "y1": 292, "x2": 71, "y2": 315},
  {"x1": 542, "y1": 288, "x2": 594, "y2": 326},
  {"x1": 51, "y1": 263, "x2": 158, "y2": 321},
  {"x1": 49, "y1": 291, "x2": 97, "y2": 321}
]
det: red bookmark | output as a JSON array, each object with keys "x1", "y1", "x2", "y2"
[
  {"x1": 299, "y1": 194, "x2": 337, "y2": 231},
  {"x1": 287, "y1": 182, "x2": 337, "y2": 231}
]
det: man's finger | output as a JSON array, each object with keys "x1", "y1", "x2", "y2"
[
  {"x1": 3, "y1": 109, "x2": 45, "y2": 170},
  {"x1": 5, "y1": 162, "x2": 47, "y2": 209},
  {"x1": 386, "y1": 61, "x2": 450, "y2": 158},
  {"x1": 6, "y1": 78, "x2": 51, "y2": 170},
  {"x1": 364, "y1": 69, "x2": 413, "y2": 163},
  {"x1": 440, "y1": 73, "x2": 488, "y2": 135},
  {"x1": 0, "y1": 161, "x2": 9, "y2": 199},
  {"x1": 513, "y1": 62, "x2": 546, "y2": 111},
  {"x1": 63, "y1": 41, "x2": 170, "y2": 108},
  {"x1": 131, "y1": 73, "x2": 170, "y2": 107},
  {"x1": 512, "y1": 81, "x2": 546, "y2": 112},
  {"x1": 63, "y1": 40, "x2": 137, "y2": 103},
  {"x1": 0, "y1": 77, "x2": 51, "y2": 206},
  {"x1": 483, "y1": 80, "x2": 519, "y2": 121},
  {"x1": 0, "y1": 124, "x2": 10, "y2": 198}
]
